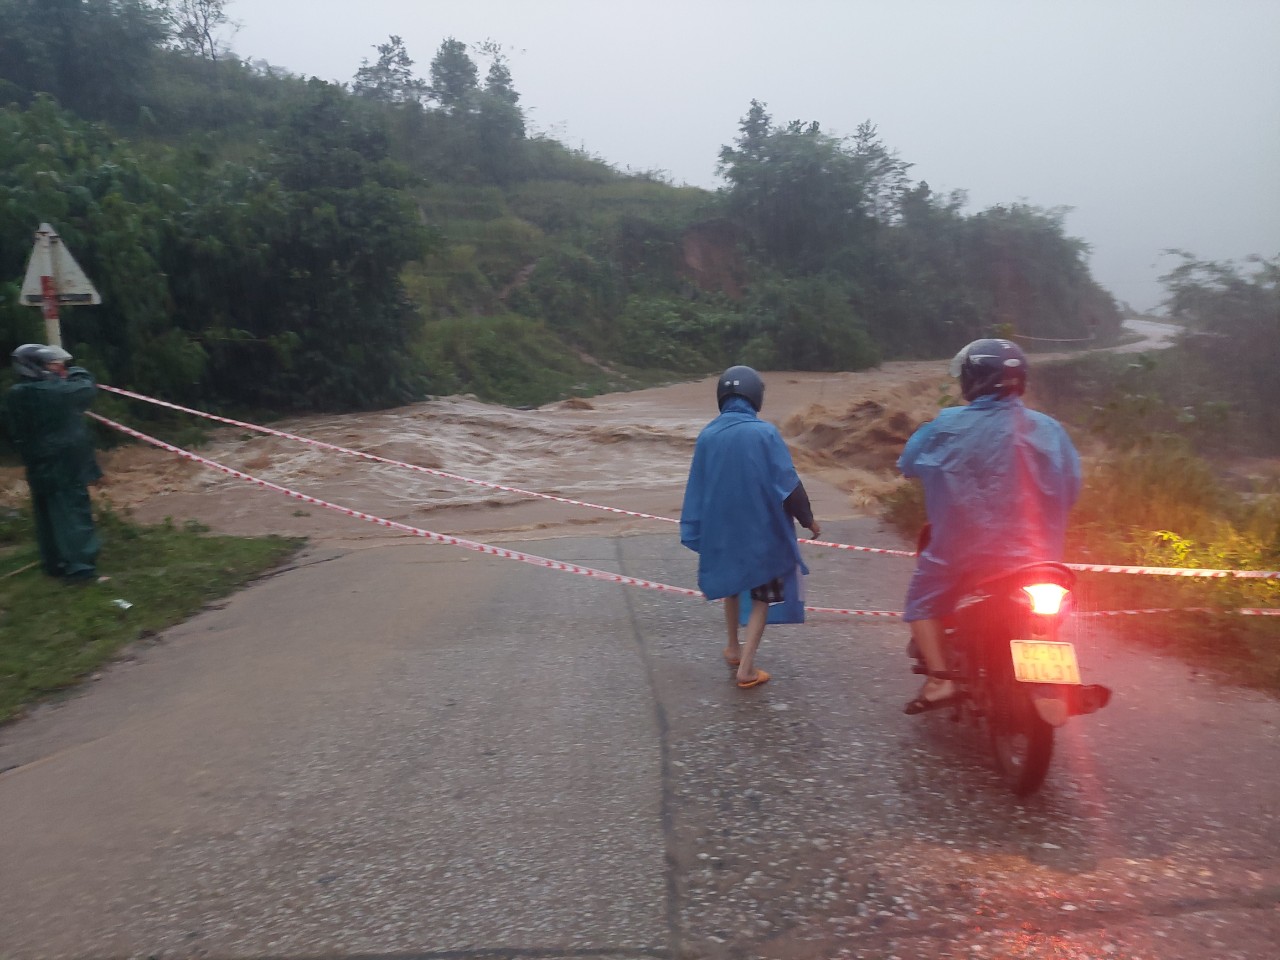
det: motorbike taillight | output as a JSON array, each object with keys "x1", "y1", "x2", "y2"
[{"x1": 1022, "y1": 583, "x2": 1069, "y2": 616}]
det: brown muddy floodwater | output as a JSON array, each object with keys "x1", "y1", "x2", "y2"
[{"x1": 2, "y1": 363, "x2": 954, "y2": 547}]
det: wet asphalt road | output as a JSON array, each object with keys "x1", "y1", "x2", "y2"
[{"x1": 1, "y1": 518, "x2": 1277, "y2": 959}]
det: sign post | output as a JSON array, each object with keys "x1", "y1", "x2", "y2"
[{"x1": 19, "y1": 223, "x2": 101, "y2": 347}]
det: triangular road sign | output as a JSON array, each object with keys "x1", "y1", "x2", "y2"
[{"x1": 19, "y1": 223, "x2": 102, "y2": 306}]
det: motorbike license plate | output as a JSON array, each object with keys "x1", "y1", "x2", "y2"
[{"x1": 1010, "y1": 640, "x2": 1082, "y2": 684}]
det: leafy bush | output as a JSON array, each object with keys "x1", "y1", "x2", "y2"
[
  {"x1": 740, "y1": 274, "x2": 881, "y2": 371},
  {"x1": 614, "y1": 296, "x2": 740, "y2": 371},
  {"x1": 414, "y1": 313, "x2": 608, "y2": 406}
]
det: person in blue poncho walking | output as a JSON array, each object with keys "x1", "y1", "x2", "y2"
[
  {"x1": 681, "y1": 366, "x2": 821, "y2": 689},
  {"x1": 898, "y1": 339, "x2": 1081, "y2": 715}
]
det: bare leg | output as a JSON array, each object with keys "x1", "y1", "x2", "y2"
[
  {"x1": 736, "y1": 599, "x2": 770, "y2": 683},
  {"x1": 723, "y1": 595, "x2": 742, "y2": 663},
  {"x1": 909, "y1": 618, "x2": 955, "y2": 701}
]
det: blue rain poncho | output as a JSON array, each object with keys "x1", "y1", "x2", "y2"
[
  {"x1": 680, "y1": 395, "x2": 808, "y2": 601},
  {"x1": 898, "y1": 394, "x2": 1081, "y2": 621}
]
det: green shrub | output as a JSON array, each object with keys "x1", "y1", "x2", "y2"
[
  {"x1": 415, "y1": 313, "x2": 606, "y2": 406},
  {"x1": 614, "y1": 296, "x2": 740, "y2": 371}
]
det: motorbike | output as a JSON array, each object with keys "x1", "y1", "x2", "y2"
[{"x1": 908, "y1": 556, "x2": 1113, "y2": 796}]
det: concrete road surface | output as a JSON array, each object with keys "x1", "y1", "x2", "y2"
[{"x1": 2, "y1": 519, "x2": 1277, "y2": 959}]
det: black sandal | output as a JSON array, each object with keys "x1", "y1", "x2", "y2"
[{"x1": 903, "y1": 675, "x2": 964, "y2": 715}]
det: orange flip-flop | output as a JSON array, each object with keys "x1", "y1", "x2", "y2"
[
  {"x1": 723, "y1": 648, "x2": 742, "y2": 667},
  {"x1": 736, "y1": 670, "x2": 770, "y2": 689}
]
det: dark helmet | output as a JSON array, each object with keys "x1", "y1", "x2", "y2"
[
  {"x1": 950, "y1": 338, "x2": 1028, "y2": 402},
  {"x1": 11, "y1": 343, "x2": 70, "y2": 380},
  {"x1": 716, "y1": 364, "x2": 765, "y2": 412}
]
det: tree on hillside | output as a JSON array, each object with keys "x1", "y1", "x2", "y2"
[
  {"x1": 0, "y1": 96, "x2": 204, "y2": 400},
  {"x1": 716, "y1": 101, "x2": 1122, "y2": 358},
  {"x1": 352, "y1": 34, "x2": 428, "y2": 104},
  {"x1": 1162, "y1": 252, "x2": 1280, "y2": 446},
  {"x1": 429, "y1": 37, "x2": 478, "y2": 115},
  {"x1": 383, "y1": 38, "x2": 528, "y2": 184},
  {"x1": 164, "y1": 0, "x2": 238, "y2": 61},
  {"x1": 0, "y1": 0, "x2": 168, "y2": 122},
  {"x1": 0, "y1": 85, "x2": 434, "y2": 412},
  {"x1": 472, "y1": 42, "x2": 526, "y2": 180},
  {"x1": 478, "y1": 40, "x2": 519, "y2": 107},
  {"x1": 858, "y1": 182, "x2": 984, "y2": 352},
  {"x1": 717, "y1": 101, "x2": 880, "y2": 273},
  {"x1": 849, "y1": 120, "x2": 912, "y2": 222},
  {"x1": 244, "y1": 80, "x2": 430, "y2": 407},
  {"x1": 967, "y1": 203, "x2": 1096, "y2": 337}
]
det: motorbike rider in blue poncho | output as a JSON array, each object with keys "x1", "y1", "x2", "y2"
[
  {"x1": 681, "y1": 366, "x2": 821, "y2": 689},
  {"x1": 898, "y1": 339, "x2": 1081, "y2": 715}
]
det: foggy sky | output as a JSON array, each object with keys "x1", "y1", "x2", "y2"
[{"x1": 227, "y1": 0, "x2": 1280, "y2": 313}]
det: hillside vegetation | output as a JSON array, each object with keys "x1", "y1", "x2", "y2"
[{"x1": 1, "y1": 0, "x2": 1122, "y2": 427}]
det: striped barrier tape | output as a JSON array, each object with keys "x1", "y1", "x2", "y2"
[
  {"x1": 99, "y1": 386, "x2": 918, "y2": 558},
  {"x1": 1064, "y1": 561, "x2": 1280, "y2": 580},
  {"x1": 96, "y1": 385, "x2": 1280, "y2": 580},
  {"x1": 806, "y1": 606, "x2": 902, "y2": 619},
  {"x1": 97, "y1": 385, "x2": 679, "y2": 526},
  {"x1": 800, "y1": 605, "x2": 1280, "y2": 619},
  {"x1": 88, "y1": 413, "x2": 911, "y2": 619},
  {"x1": 87, "y1": 414, "x2": 1280, "y2": 620},
  {"x1": 1079, "y1": 607, "x2": 1280, "y2": 618}
]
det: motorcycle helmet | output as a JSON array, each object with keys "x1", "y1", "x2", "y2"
[
  {"x1": 11, "y1": 343, "x2": 69, "y2": 380},
  {"x1": 716, "y1": 364, "x2": 765, "y2": 412},
  {"x1": 950, "y1": 338, "x2": 1028, "y2": 402}
]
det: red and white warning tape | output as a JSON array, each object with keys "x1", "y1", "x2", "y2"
[
  {"x1": 1079, "y1": 607, "x2": 1280, "y2": 618},
  {"x1": 99, "y1": 384, "x2": 1280, "y2": 579},
  {"x1": 1065, "y1": 561, "x2": 1279, "y2": 580},
  {"x1": 99, "y1": 381, "x2": 1280, "y2": 578},
  {"x1": 806, "y1": 606, "x2": 902, "y2": 619},
  {"x1": 90, "y1": 413, "x2": 910, "y2": 619},
  {"x1": 98, "y1": 385, "x2": 677, "y2": 525},
  {"x1": 89, "y1": 414, "x2": 701, "y2": 599},
  {"x1": 99, "y1": 386, "x2": 921, "y2": 559}
]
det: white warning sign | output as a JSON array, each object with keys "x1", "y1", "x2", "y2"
[{"x1": 19, "y1": 223, "x2": 102, "y2": 306}]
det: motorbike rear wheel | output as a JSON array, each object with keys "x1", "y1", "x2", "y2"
[{"x1": 987, "y1": 669, "x2": 1054, "y2": 796}]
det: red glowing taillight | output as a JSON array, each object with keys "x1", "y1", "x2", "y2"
[{"x1": 1022, "y1": 583, "x2": 1069, "y2": 616}]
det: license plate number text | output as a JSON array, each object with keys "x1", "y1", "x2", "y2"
[{"x1": 1010, "y1": 640, "x2": 1082, "y2": 684}]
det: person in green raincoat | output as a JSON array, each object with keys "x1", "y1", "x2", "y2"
[{"x1": 7, "y1": 343, "x2": 103, "y2": 583}]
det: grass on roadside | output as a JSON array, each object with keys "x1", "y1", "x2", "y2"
[
  {"x1": 0, "y1": 504, "x2": 303, "y2": 724},
  {"x1": 1067, "y1": 443, "x2": 1280, "y2": 691}
]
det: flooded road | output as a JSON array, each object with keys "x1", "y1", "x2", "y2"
[
  {"x1": 3, "y1": 351, "x2": 1276, "y2": 959},
  {"x1": 42, "y1": 364, "x2": 950, "y2": 546}
]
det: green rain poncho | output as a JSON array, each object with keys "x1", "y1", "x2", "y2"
[{"x1": 6, "y1": 367, "x2": 102, "y2": 579}]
